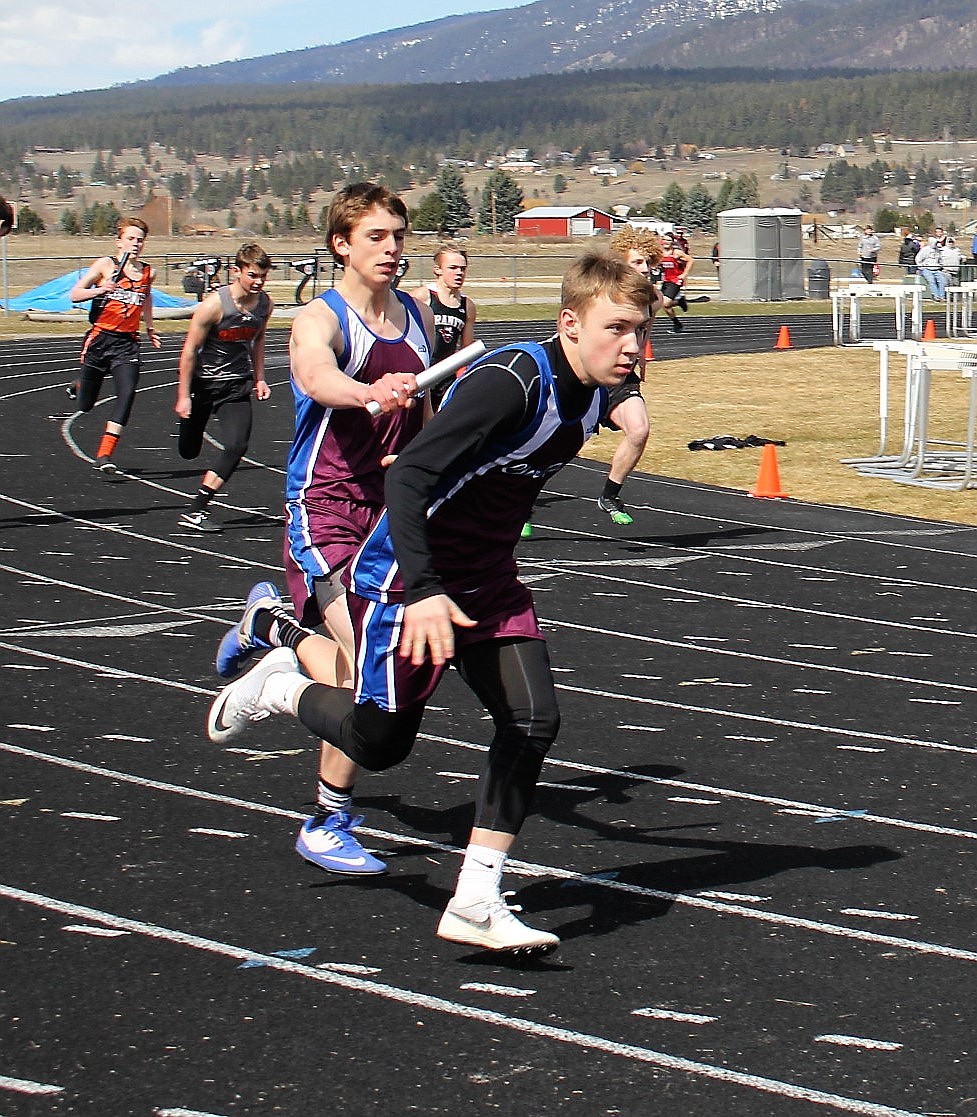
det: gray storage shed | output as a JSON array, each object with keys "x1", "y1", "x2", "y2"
[{"x1": 718, "y1": 208, "x2": 805, "y2": 301}]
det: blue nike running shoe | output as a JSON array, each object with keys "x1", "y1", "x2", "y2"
[
  {"x1": 215, "y1": 581, "x2": 282, "y2": 678},
  {"x1": 295, "y1": 812, "x2": 388, "y2": 875}
]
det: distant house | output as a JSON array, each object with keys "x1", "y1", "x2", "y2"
[
  {"x1": 514, "y1": 206, "x2": 618, "y2": 237},
  {"x1": 499, "y1": 160, "x2": 543, "y2": 173},
  {"x1": 589, "y1": 163, "x2": 628, "y2": 178}
]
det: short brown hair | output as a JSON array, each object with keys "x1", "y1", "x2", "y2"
[
  {"x1": 0, "y1": 196, "x2": 13, "y2": 237},
  {"x1": 118, "y1": 216, "x2": 149, "y2": 237},
  {"x1": 434, "y1": 241, "x2": 468, "y2": 266},
  {"x1": 561, "y1": 251, "x2": 655, "y2": 317},
  {"x1": 326, "y1": 182, "x2": 408, "y2": 265},
  {"x1": 235, "y1": 242, "x2": 272, "y2": 271}
]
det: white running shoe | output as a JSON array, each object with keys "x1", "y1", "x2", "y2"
[
  {"x1": 207, "y1": 647, "x2": 300, "y2": 745},
  {"x1": 436, "y1": 892, "x2": 559, "y2": 953}
]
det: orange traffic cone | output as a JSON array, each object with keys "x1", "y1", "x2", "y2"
[
  {"x1": 644, "y1": 336, "x2": 654, "y2": 362},
  {"x1": 923, "y1": 318, "x2": 937, "y2": 340},
  {"x1": 774, "y1": 325, "x2": 792, "y2": 350},
  {"x1": 749, "y1": 443, "x2": 789, "y2": 499}
]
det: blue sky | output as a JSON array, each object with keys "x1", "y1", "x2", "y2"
[{"x1": 0, "y1": 0, "x2": 527, "y2": 103}]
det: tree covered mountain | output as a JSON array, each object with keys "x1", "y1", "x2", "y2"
[
  {"x1": 3, "y1": 66, "x2": 976, "y2": 182},
  {"x1": 144, "y1": 0, "x2": 977, "y2": 90}
]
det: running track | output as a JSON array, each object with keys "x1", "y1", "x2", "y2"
[{"x1": 0, "y1": 321, "x2": 974, "y2": 1117}]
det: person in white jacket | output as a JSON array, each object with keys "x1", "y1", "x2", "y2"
[
  {"x1": 916, "y1": 238, "x2": 946, "y2": 300},
  {"x1": 941, "y1": 237, "x2": 964, "y2": 289}
]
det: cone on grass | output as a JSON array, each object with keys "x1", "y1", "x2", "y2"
[
  {"x1": 923, "y1": 318, "x2": 937, "y2": 340},
  {"x1": 749, "y1": 443, "x2": 789, "y2": 499},
  {"x1": 644, "y1": 336, "x2": 654, "y2": 362},
  {"x1": 774, "y1": 325, "x2": 792, "y2": 350}
]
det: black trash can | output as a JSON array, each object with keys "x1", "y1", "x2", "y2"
[{"x1": 807, "y1": 258, "x2": 831, "y2": 299}]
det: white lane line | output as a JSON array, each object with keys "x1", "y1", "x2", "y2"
[
  {"x1": 0, "y1": 884, "x2": 929, "y2": 1117},
  {"x1": 542, "y1": 475, "x2": 977, "y2": 566},
  {"x1": 432, "y1": 735, "x2": 977, "y2": 844},
  {"x1": 155, "y1": 1108, "x2": 231, "y2": 1117},
  {"x1": 841, "y1": 909, "x2": 919, "y2": 923},
  {"x1": 460, "y1": 983, "x2": 536, "y2": 998},
  {"x1": 0, "y1": 561, "x2": 254, "y2": 630},
  {"x1": 63, "y1": 924, "x2": 131, "y2": 937},
  {"x1": 632, "y1": 1008, "x2": 718, "y2": 1024},
  {"x1": 6, "y1": 741, "x2": 977, "y2": 966},
  {"x1": 4, "y1": 621, "x2": 973, "y2": 767},
  {"x1": 0, "y1": 1072, "x2": 64, "y2": 1095},
  {"x1": 0, "y1": 495, "x2": 280, "y2": 572},
  {"x1": 815, "y1": 1035, "x2": 904, "y2": 1052},
  {"x1": 554, "y1": 680, "x2": 977, "y2": 757},
  {"x1": 546, "y1": 619, "x2": 977, "y2": 695},
  {"x1": 60, "y1": 812, "x2": 120, "y2": 822},
  {"x1": 188, "y1": 828, "x2": 250, "y2": 839},
  {"x1": 0, "y1": 641, "x2": 214, "y2": 696}
]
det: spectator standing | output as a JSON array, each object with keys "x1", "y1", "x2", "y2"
[
  {"x1": 916, "y1": 237, "x2": 947, "y2": 300},
  {"x1": 897, "y1": 229, "x2": 919, "y2": 276},
  {"x1": 857, "y1": 225, "x2": 881, "y2": 284},
  {"x1": 941, "y1": 237, "x2": 963, "y2": 289}
]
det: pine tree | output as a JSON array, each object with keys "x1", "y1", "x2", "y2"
[
  {"x1": 435, "y1": 166, "x2": 473, "y2": 235},
  {"x1": 412, "y1": 192, "x2": 446, "y2": 233},
  {"x1": 681, "y1": 184, "x2": 716, "y2": 231},
  {"x1": 478, "y1": 171, "x2": 523, "y2": 234},
  {"x1": 658, "y1": 183, "x2": 686, "y2": 224}
]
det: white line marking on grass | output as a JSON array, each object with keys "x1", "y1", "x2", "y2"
[{"x1": 0, "y1": 885, "x2": 931, "y2": 1117}]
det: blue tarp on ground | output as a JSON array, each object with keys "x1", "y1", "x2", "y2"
[{"x1": 0, "y1": 270, "x2": 195, "y2": 312}]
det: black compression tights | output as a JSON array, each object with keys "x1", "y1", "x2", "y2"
[
  {"x1": 295, "y1": 637, "x2": 560, "y2": 836},
  {"x1": 178, "y1": 397, "x2": 253, "y2": 482}
]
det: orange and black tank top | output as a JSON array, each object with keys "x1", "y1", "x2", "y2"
[{"x1": 89, "y1": 262, "x2": 152, "y2": 333}]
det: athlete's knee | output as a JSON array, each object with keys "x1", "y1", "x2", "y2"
[
  {"x1": 341, "y1": 701, "x2": 422, "y2": 772},
  {"x1": 504, "y1": 700, "x2": 560, "y2": 754},
  {"x1": 178, "y1": 435, "x2": 202, "y2": 460}
]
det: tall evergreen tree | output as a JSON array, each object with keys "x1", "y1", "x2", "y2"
[
  {"x1": 658, "y1": 183, "x2": 686, "y2": 224},
  {"x1": 681, "y1": 183, "x2": 716, "y2": 231},
  {"x1": 435, "y1": 166, "x2": 473, "y2": 235},
  {"x1": 478, "y1": 170, "x2": 523, "y2": 234}
]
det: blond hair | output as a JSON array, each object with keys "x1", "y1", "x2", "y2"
[
  {"x1": 609, "y1": 225, "x2": 663, "y2": 265},
  {"x1": 561, "y1": 251, "x2": 654, "y2": 316}
]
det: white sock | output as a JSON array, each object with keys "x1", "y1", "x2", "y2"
[
  {"x1": 259, "y1": 672, "x2": 309, "y2": 716},
  {"x1": 452, "y1": 844, "x2": 507, "y2": 908}
]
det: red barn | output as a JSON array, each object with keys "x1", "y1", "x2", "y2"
[{"x1": 514, "y1": 206, "x2": 617, "y2": 238}]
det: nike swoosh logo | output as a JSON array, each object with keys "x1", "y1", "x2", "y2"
[
  {"x1": 323, "y1": 855, "x2": 368, "y2": 866},
  {"x1": 454, "y1": 914, "x2": 492, "y2": 931}
]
